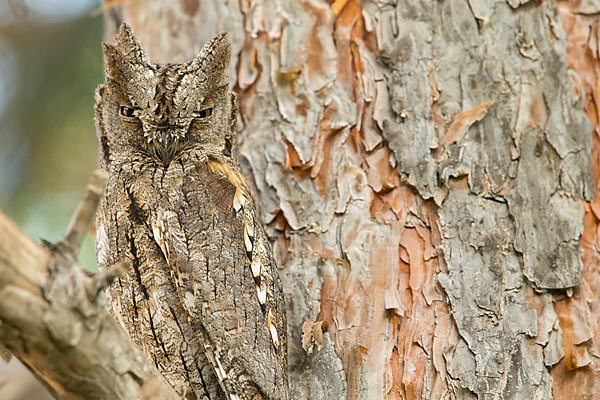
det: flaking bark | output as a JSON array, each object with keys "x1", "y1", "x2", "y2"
[
  {"x1": 3, "y1": 0, "x2": 600, "y2": 399},
  {"x1": 109, "y1": 1, "x2": 599, "y2": 399}
]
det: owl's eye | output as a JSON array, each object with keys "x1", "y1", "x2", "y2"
[
  {"x1": 197, "y1": 108, "x2": 213, "y2": 119},
  {"x1": 119, "y1": 106, "x2": 138, "y2": 118}
]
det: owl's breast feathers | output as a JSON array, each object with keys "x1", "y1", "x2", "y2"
[{"x1": 145, "y1": 159, "x2": 289, "y2": 399}]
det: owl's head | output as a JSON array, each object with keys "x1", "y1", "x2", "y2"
[{"x1": 95, "y1": 23, "x2": 237, "y2": 169}]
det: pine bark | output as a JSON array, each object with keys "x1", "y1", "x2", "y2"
[
  {"x1": 2, "y1": 0, "x2": 599, "y2": 399},
  {"x1": 105, "y1": 0, "x2": 600, "y2": 399}
]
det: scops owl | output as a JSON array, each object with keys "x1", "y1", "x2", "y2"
[{"x1": 94, "y1": 24, "x2": 289, "y2": 400}]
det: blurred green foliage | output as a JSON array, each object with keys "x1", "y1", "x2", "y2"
[{"x1": 0, "y1": 14, "x2": 103, "y2": 270}]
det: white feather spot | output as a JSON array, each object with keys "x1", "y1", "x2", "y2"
[
  {"x1": 267, "y1": 311, "x2": 279, "y2": 349},
  {"x1": 250, "y1": 256, "x2": 262, "y2": 278},
  {"x1": 256, "y1": 285, "x2": 267, "y2": 304},
  {"x1": 245, "y1": 218, "x2": 255, "y2": 237},
  {"x1": 233, "y1": 195, "x2": 241, "y2": 212},
  {"x1": 214, "y1": 356, "x2": 227, "y2": 381},
  {"x1": 244, "y1": 226, "x2": 253, "y2": 253},
  {"x1": 184, "y1": 291, "x2": 195, "y2": 312},
  {"x1": 270, "y1": 321, "x2": 280, "y2": 348},
  {"x1": 233, "y1": 188, "x2": 246, "y2": 212},
  {"x1": 151, "y1": 212, "x2": 170, "y2": 264},
  {"x1": 230, "y1": 394, "x2": 240, "y2": 400}
]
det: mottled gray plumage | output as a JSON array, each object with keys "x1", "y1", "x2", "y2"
[{"x1": 95, "y1": 23, "x2": 288, "y2": 400}]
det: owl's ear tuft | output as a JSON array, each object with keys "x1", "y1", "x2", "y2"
[
  {"x1": 113, "y1": 23, "x2": 149, "y2": 64},
  {"x1": 200, "y1": 32, "x2": 231, "y2": 73},
  {"x1": 102, "y1": 25, "x2": 153, "y2": 84},
  {"x1": 102, "y1": 38, "x2": 155, "y2": 103},
  {"x1": 102, "y1": 42, "x2": 125, "y2": 80},
  {"x1": 184, "y1": 32, "x2": 231, "y2": 80}
]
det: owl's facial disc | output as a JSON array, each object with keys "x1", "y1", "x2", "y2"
[
  {"x1": 101, "y1": 24, "x2": 233, "y2": 168},
  {"x1": 137, "y1": 105, "x2": 215, "y2": 167},
  {"x1": 115, "y1": 101, "x2": 184, "y2": 166},
  {"x1": 134, "y1": 110, "x2": 192, "y2": 166},
  {"x1": 142, "y1": 124, "x2": 188, "y2": 167},
  {"x1": 148, "y1": 135, "x2": 184, "y2": 166}
]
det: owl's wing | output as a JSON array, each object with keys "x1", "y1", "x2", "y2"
[{"x1": 151, "y1": 163, "x2": 288, "y2": 400}]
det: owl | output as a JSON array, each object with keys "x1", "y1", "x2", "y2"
[{"x1": 94, "y1": 24, "x2": 288, "y2": 400}]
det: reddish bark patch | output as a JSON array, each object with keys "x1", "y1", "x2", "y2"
[
  {"x1": 180, "y1": 0, "x2": 199, "y2": 17},
  {"x1": 301, "y1": 0, "x2": 328, "y2": 80},
  {"x1": 444, "y1": 101, "x2": 493, "y2": 145},
  {"x1": 284, "y1": 139, "x2": 312, "y2": 181},
  {"x1": 345, "y1": 345, "x2": 368, "y2": 400},
  {"x1": 553, "y1": 2, "x2": 600, "y2": 396},
  {"x1": 301, "y1": 320, "x2": 329, "y2": 354}
]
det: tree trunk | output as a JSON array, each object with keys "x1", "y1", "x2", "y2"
[
  {"x1": 105, "y1": 0, "x2": 600, "y2": 399},
  {"x1": 1, "y1": 0, "x2": 596, "y2": 399}
]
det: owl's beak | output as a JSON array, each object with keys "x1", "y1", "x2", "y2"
[
  {"x1": 143, "y1": 125, "x2": 187, "y2": 167},
  {"x1": 155, "y1": 143, "x2": 177, "y2": 167}
]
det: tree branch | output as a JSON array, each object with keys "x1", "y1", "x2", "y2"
[
  {"x1": 61, "y1": 170, "x2": 108, "y2": 253},
  {"x1": 0, "y1": 170, "x2": 179, "y2": 400}
]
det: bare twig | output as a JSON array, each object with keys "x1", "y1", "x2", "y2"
[{"x1": 61, "y1": 169, "x2": 108, "y2": 253}]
